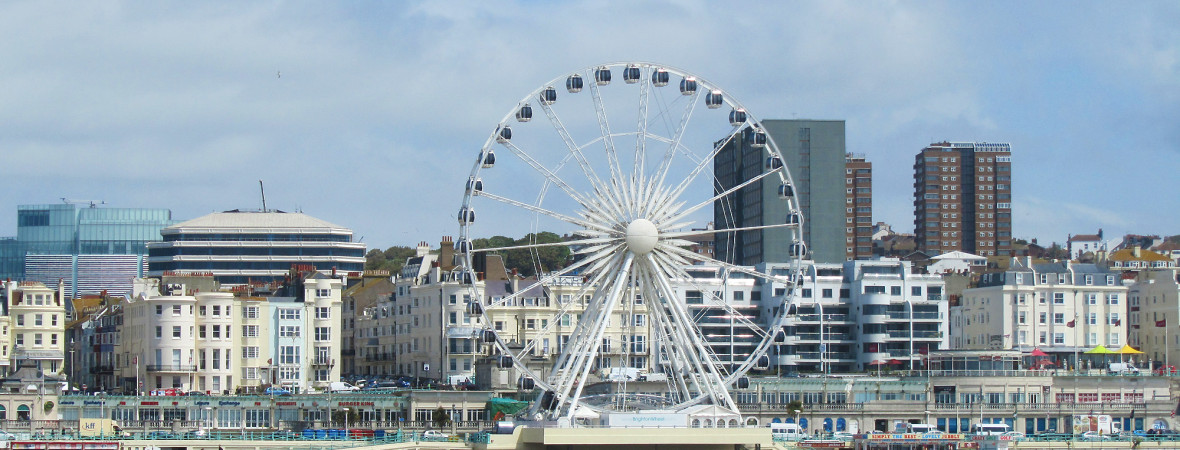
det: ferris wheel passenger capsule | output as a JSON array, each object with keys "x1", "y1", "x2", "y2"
[
  {"x1": 786, "y1": 212, "x2": 801, "y2": 225},
  {"x1": 467, "y1": 301, "x2": 483, "y2": 315},
  {"x1": 765, "y1": 156, "x2": 783, "y2": 170},
  {"x1": 518, "y1": 376, "x2": 535, "y2": 390},
  {"x1": 458, "y1": 207, "x2": 475, "y2": 225},
  {"x1": 736, "y1": 376, "x2": 751, "y2": 389},
  {"x1": 565, "y1": 75, "x2": 583, "y2": 93},
  {"x1": 729, "y1": 108, "x2": 748, "y2": 126},
  {"x1": 748, "y1": 129, "x2": 768, "y2": 148},
  {"x1": 455, "y1": 239, "x2": 471, "y2": 254},
  {"x1": 756, "y1": 354, "x2": 771, "y2": 370},
  {"x1": 498, "y1": 355, "x2": 514, "y2": 369},
  {"x1": 623, "y1": 65, "x2": 641, "y2": 83},
  {"x1": 705, "y1": 90, "x2": 723, "y2": 109},
  {"x1": 466, "y1": 177, "x2": 483, "y2": 194},
  {"x1": 515, "y1": 104, "x2": 533, "y2": 122},
  {"x1": 594, "y1": 67, "x2": 611, "y2": 85},
  {"x1": 481, "y1": 329, "x2": 497, "y2": 343},
  {"x1": 496, "y1": 126, "x2": 512, "y2": 144},
  {"x1": 480, "y1": 150, "x2": 496, "y2": 168},
  {"x1": 790, "y1": 242, "x2": 808, "y2": 257},
  {"x1": 778, "y1": 183, "x2": 794, "y2": 198},
  {"x1": 540, "y1": 86, "x2": 559, "y2": 104},
  {"x1": 680, "y1": 76, "x2": 698, "y2": 95},
  {"x1": 651, "y1": 68, "x2": 670, "y2": 87}
]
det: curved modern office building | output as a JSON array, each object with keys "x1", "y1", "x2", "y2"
[{"x1": 146, "y1": 211, "x2": 366, "y2": 285}]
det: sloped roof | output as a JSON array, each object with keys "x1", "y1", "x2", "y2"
[
  {"x1": 166, "y1": 211, "x2": 349, "y2": 231},
  {"x1": 1109, "y1": 248, "x2": 1172, "y2": 262},
  {"x1": 1069, "y1": 234, "x2": 1101, "y2": 242},
  {"x1": 931, "y1": 251, "x2": 986, "y2": 261}
]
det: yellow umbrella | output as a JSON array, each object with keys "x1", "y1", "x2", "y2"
[{"x1": 1116, "y1": 344, "x2": 1145, "y2": 354}]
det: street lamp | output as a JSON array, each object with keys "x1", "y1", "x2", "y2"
[{"x1": 342, "y1": 408, "x2": 350, "y2": 435}]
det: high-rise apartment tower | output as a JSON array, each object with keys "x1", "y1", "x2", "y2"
[{"x1": 912, "y1": 142, "x2": 1012, "y2": 256}]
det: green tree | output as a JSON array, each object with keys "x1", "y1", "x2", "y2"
[
  {"x1": 473, "y1": 233, "x2": 570, "y2": 276},
  {"x1": 365, "y1": 245, "x2": 416, "y2": 273},
  {"x1": 431, "y1": 406, "x2": 451, "y2": 428}
]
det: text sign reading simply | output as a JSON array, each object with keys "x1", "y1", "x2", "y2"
[{"x1": 604, "y1": 413, "x2": 689, "y2": 428}]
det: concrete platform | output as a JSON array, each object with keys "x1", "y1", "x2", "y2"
[{"x1": 476, "y1": 427, "x2": 774, "y2": 450}]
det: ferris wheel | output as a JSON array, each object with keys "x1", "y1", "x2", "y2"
[{"x1": 456, "y1": 62, "x2": 805, "y2": 423}]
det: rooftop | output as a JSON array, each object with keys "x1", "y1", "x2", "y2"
[{"x1": 165, "y1": 211, "x2": 349, "y2": 232}]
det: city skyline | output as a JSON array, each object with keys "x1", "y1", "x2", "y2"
[{"x1": 1, "y1": 2, "x2": 1177, "y2": 249}]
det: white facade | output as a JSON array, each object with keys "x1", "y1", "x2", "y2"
[
  {"x1": 118, "y1": 274, "x2": 342, "y2": 394},
  {"x1": 927, "y1": 251, "x2": 987, "y2": 274},
  {"x1": 773, "y1": 259, "x2": 948, "y2": 373},
  {"x1": 2, "y1": 280, "x2": 66, "y2": 379},
  {"x1": 1128, "y1": 269, "x2": 1180, "y2": 366},
  {"x1": 954, "y1": 259, "x2": 1127, "y2": 363}
]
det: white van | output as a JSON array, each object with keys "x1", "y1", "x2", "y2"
[
  {"x1": 1109, "y1": 363, "x2": 1140, "y2": 375},
  {"x1": 970, "y1": 423, "x2": 1011, "y2": 436},
  {"x1": 328, "y1": 381, "x2": 359, "y2": 392},
  {"x1": 770, "y1": 423, "x2": 807, "y2": 440},
  {"x1": 906, "y1": 423, "x2": 940, "y2": 434}
]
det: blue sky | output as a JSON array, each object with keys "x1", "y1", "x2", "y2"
[{"x1": 1, "y1": 1, "x2": 1177, "y2": 249}]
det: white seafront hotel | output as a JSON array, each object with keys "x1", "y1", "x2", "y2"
[
  {"x1": 119, "y1": 273, "x2": 342, "y2": 394},
  {"x1": 953, "y1": 258, "x2": 1127, "y2": 363}
]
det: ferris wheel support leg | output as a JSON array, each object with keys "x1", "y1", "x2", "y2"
[
  {"x1": 645, "y1": 254, "x2": 741, "y2": 413},
  {"x1": 559, "y1": 253, "x2": 635, "y2": 422}
]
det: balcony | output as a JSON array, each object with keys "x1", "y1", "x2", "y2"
[
  {"x1": 89, "y1": 365, "x2": 114, "y2": 374},
  {"x1": 313, "y1": 357, "x2": 335, "y2": 366},
  {"x1": 146, "y1": 364, "x2": 197, "y2": 373}
]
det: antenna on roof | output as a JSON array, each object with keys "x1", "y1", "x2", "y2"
[{"x1": 259, "y1": 180, "x2": 268, "y2": 213}]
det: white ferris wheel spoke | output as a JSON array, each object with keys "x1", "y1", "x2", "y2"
[
  {"x1": 653, "y1": 89, "x2": 702, "y2": 190},
  {"x1": 588, "y1": 72, "x2": 624, "y2": 188},
  {"x1": 662, "y1": 222, "x2": 798, "y2": 239},
  {"x1": 500, "y1": 141, "x2": 595, "y2": 210},
  {"x1": 538, "y1": 100, "x2": 609, "y2": 195},
  {"x1": 634, "y1": 70, "x2": 651, "y2": 177},
  {"x1": 660, "y1": 125, "x2": 744, "y2": 217},
  {"x1": 475, "y1": 190, "x2": 616, "y2": 235},
  {"x1": 559, "y1": 253, "x2": 635, "y2": 420},
  {"x1": 658, "y1": 167, "x2": 778, "y2": 225}
]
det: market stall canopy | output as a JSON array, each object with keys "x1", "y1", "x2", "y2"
[
  {"x1": 1028, "y1": 348, "x2": 1049, "y2": 357},
  {"x1": 1084, "y1": 345, "x2": 1115, "y2": 354},
  {"x1": 1116, "y1": 344, "x2": 1145, "y2": 354}
]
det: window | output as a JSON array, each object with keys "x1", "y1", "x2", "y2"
[
  {"x1": 211, "y1": 325, "x2": 221, "y2": 339},
  {"x1": 243, "y1": 306, "x2": 259, "y2": 319},
  {"x1": 1088, "y1": 313, "x2": 1097, "y2": 325},
  {"x1": 172, "y1": 326, "x2": 182, "y2": 338},
  {"x1": 242, "y1": 346, "x2": 259, "y2": 359},
  {"x1": 1053, "y1": 313, "x2": 1064, "y2": 324},
  {"x1": 633, "y1": 314, "x2": 646, "y2": 327},
  {"x1": 279, "y1": 309, "x2": 300, "y2": 320},
  {"x1": 316, "y1": 307, "x2": 331, "y2": 319},
  {"x1": 280, "y1": 326, "x2": 300, "y2": 337},
  {"x1": 211, "y1": 305, "x2": 220, "y2": 316},
  {"x1": 1108, "y1": 333, "x2": 1120, "y2": 346},
  {"x1": 315, "y1": 327, "x2": 331, "y2": 341},
  {"x1": 1054, "y1": 333, "x2": 1065, "y2": 344},
  {"x1": 200, "y1": 305, "x2": 207, "y2": 316},
  {"x1": 172, "y1": 305, "x2": 182, "y2": 316},
  {"x1": 212, "y1": 349, "x2": 221, "y2": 370},
  {"x1": 34, "y1": 334, "x2": 42, "y2": 346},
  {"x1": 1087, "y1": 293, "x2": 1097, "y2": 305},
  {"x1": 279, "y1": 346, "x2": 299, "y2": 365},
  {"x1": 1053, "y1": 293, "x2": 1064, "y2": 304},
  {"x1": 51, "y1": 315, "x2": 57, "y2": 326},
  {"x1": 1038, "y1": 313, "x2": 1047, "y2": 324},
  {"x1": 156, "y1": 305, "x2": 163, "y2": 315},
  {"x1": 1018, "y1": 312, "x2": 1026, "y2": 324},
  {"x1": 242, "y1": 325, "x2": 259, "y2": 338},
  {"x1": 316, "y1": 289, "x2": 331, "y2": 297},
  {"x1": 891, "y1": 286, "x2": 902, "y2": 296},
  {"x1": 156, "y1": 326, "x2": 163, "y2": 339},
  {"x1": 199, "y1": 326, "x2": 206, "y2": 339},
  {"x1": 1106, "y1": 294, "x2": 1120, "y2": 305},
  {"x1": 34, "y1": 314, "x2": 42, "y2": 326},
  {"x1": 51, "y1": 334, "x2": 57, "y2": 346},
  {"x1": 15, "y1": 315, "x2": 22, "y2": 326}
]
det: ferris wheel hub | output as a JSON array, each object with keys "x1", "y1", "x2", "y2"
[{"x1": 624, "y1": 218, "x2": 659, "y2": 256}]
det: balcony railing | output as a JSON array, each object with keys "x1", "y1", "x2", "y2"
[
  {"x1": 90, "y1": 365, "x2": 114, "y2": 374},
  {"x1": 146, "y1": 364, "x2": 197, "y2": 373}
]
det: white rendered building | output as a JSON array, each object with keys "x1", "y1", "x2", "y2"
[
  {"x1": 1128, "y1": 269, "x2": 1180, "y2": 367},
  {"x1": 2, "y1": 280, "x2": 66, "y2": 379},
  {"x1": 953, "y1": 259, "x2": 1127, "y2": 365}
]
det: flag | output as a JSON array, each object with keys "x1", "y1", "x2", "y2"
[
  {"x1": 1067, "y1": 320, "x2": 1075, "y2": 328},
  {"x1": 1158, "y1": 319, "x2": 1168, "y2": 328},
  {"x1": 1114, "y1": 319, "x2": 1121, "y2": 326}
]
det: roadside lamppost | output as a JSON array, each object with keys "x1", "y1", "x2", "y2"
[
  {"x1": 342, "y1": 407, "x2": 350, "y2": 434},
  {"x1": 204, "y1": 406, "x2": 212, "y2": 433}
]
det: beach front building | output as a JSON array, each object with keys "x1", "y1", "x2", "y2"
[{"x1": 954, "y1": 259, "x2": 1127, "y2": 368}]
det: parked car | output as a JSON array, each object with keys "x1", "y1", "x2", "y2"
[
  {"x1": 145, "y1": 431, "x2": 176, "y2": 439},
  {"x1": 264, "y1": 387, "x2": 292, "y2": 396},
  {"x1": 0, "y1": 431, "x2": 15, "y2": 440},
  {"x1": 422, "y1": 430, "x2": 450, "y2": 440},
  {"x1": 1081, "y1": 431, "x2": 1111, "y2": 441},
  {"x1": 328, "y1": 381, "x2": 359, "y2": 392},
  {"x1": 1155, "y1": 365, "x2": 1178, "y2": 375},
  {"x1": 1002, "y1": 431, "x2": 1026, "y2": 439},
  {"x1": 185, "y1": 391, "x2": 207, "y2": 396}
]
